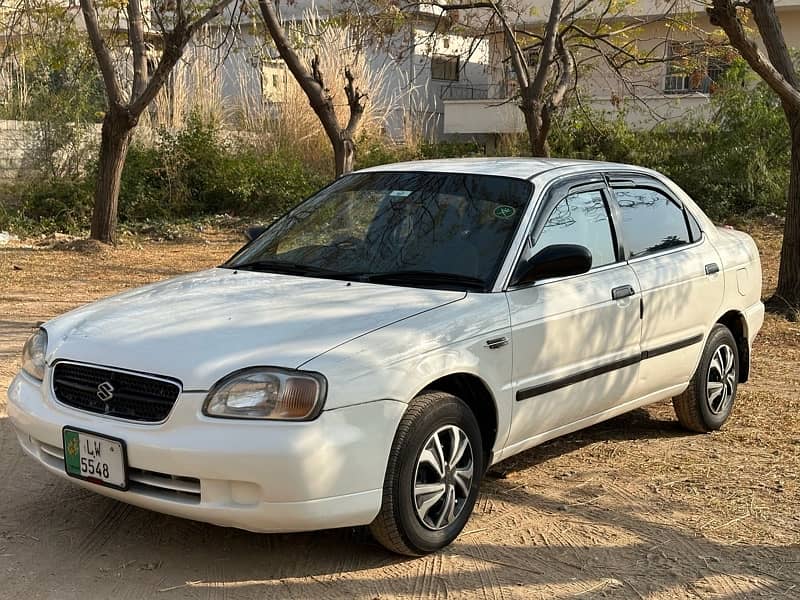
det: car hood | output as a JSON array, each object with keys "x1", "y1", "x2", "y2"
[{"x1": 43, "y1": 268, "x2": 465, "y2": 390}]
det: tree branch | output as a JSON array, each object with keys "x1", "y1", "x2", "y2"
[
  {"x1": 126, "y1": 0, "x2": 148, "y2": 99},
  {"x1": 530, "y1": 0, "x2": 562, "y2": 100},
  {"x1": 256, "y1": 0, "x2": 341, "y2": 143},
  {"x1": 749, "y1": 0, "x2": 797, "y2": 86},
  {"x1": 186, "y1": 0, "x2": 235, "y2": 36},
  {"x1": 129, "y1": 0, "x2": 237, "y2": 115},
  {"x1": 79, "y1": 0, "x2": 122, "y2": 105},
  {"x1": 344, "y1": 65, "x2": 366, "y2": 137},
  {"x1": 549, "y1": 34, "x2": 572, "y2": 109},
  {"x1": 708, "y1": 0, "x2": 800, "y2": 109}
]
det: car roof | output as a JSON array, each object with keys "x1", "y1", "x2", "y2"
[{"x1": 355, "y1": 158, "x2": 641, "y2": 181}]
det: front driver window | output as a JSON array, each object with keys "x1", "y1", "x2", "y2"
[{"x1": 530, "y1": 190, "x2": 617, "y2": 269}]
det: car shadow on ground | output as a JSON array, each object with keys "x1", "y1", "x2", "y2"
[
  {"x1": 1, "y1": 413, "x2": 796, "y2": 599},
  {"x1": 488, "y1": 406, "x2": 687, "y2": 477}
]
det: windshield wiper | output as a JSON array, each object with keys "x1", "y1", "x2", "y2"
[
  {"x1": 224, "y1": 262, "x2": 487, "y2": 290},
  {"x1": 224, "y1": 259, "x2": 346, "y2": 278},
  {"x1": 359, "y1": 270, "x2": 487, "y2": 291}
]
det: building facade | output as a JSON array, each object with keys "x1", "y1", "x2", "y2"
[{"x1": 441, "y1": 0, "x2": 800, "y2": 141}]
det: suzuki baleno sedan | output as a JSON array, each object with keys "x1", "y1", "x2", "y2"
[{"x1": 8, "y1": 159, "x2": 764, "y2": 555}]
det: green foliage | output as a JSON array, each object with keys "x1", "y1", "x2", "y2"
[
  {"x1": 117, "y1": 116, "x2": 328, "y2": 222},
  {"x1": 115, "y1": 117, "x2": 325, "y2": 221},
  {"x1": 355, "y1": 137, "x2": 484, "y2": 169},
  {"x1": 1, "y1": 12, "x2": 105, "y2": 180},
  {"x1": 1, "y1": 61, "x2": 791, "y2": 236},
  {"x1": 1, "y1": 7, "x2": 104, "y2": 122},
  {"x1": 0, "y1": 179, "x2": 93, "y2": 235},
  {"x1": 550, "y1": 61, "x2": 789, "y2": 220},
  {"x1": 1, "y1": 117, "x2": 330, "y2": 236}
]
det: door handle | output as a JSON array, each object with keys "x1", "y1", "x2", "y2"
[
  {"x1": 485, "y1": 337, "x2": 509, "y2": 349},
  {"x1": 612, "y1": 285, "x2": 636, "y2": 300},
  {"x1": 705, "y1": 263, "x2": 720, "y2": 275}
]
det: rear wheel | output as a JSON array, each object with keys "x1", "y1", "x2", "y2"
[
  {"x1": 673, "y1": 324, "x2": 739, "y2": 432},
  {"x1": 369, "y1": 391, "x2": 483, "y2": 556}
]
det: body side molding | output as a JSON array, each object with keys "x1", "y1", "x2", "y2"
[{"x1": 516, "y1": 333, "x2": 704, "y2": 401}]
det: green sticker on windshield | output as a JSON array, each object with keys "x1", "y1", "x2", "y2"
[{"x1": 494, "y1": 205, "x2": 516, "y2": 219}]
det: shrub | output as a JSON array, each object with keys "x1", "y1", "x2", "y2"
[
  {"x1": 550, "y1": 63, "x2": 789, "y2": 220},
  {"x1": 0, "y1": 178, "x2": 93, "y2": 235},
  {"x1": 0, "y1": 61, "x2": 790, "y2": 237},
  {"x1": 117, "y1": 116, "x2": 327, "y2": 222},
  {"x1": 355, "y1": 138, "x2": 485, "y2": 170}
]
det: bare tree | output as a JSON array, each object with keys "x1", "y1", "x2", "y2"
[
  {"x1": 408, "y1": 0, "x2": 678, "y2": 157},
  {"x1": 78, "y1": 0, "x2": 238, "y2": 242},
  {"x1": 256, "y1": 0, "x2": 367, "y2": 177},
  {"x1": 708, "y1": 0, "x2": 800, "y2": 310}
]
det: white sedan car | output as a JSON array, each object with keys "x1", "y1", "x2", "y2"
[{"x1": 8, "y1": 159, "x2": 763, "y2": 555}]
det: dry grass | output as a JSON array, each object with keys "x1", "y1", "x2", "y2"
[
  {"x1": 135, "y1": 13, "x2": 415, "y2": 169},
  {"x1": 0, "y1": 221, "x2": 797, "y2": 599}
]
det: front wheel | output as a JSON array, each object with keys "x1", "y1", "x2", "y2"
[
  {"x1": 369, "y1": 391, "x2": 484, "y2": 556},
  {"x1": 673, "y1": 323, "x2": 739, "y2": 432}
]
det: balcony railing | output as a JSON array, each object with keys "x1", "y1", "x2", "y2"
[{"x1": 440, "y1": 84, "x2": 509, "y2": 101}]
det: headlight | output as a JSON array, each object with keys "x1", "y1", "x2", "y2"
[
  {"x1": 203, "y1": 368, "x2": 327, "y2": 420},
  {"x1": 22, "y1": 328, "x2": 48, "y2": 381}
]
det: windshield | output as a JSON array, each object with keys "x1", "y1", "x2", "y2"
[{"x1": 225, "y1": 171, "x2": 533, "y2": 291}]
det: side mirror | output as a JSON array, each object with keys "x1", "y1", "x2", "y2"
[
  {"x1": 512, "y1": 244, "x2": 593, "y2": 286},
  {"x1": 244, "y1": 225, "x2": 268, "y2": 242}
]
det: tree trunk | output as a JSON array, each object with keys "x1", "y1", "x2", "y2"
[
  {"x1": 334, "y1": 137, "x2": 356, "y2": 178},
  {"x1": 90, "y1": 110, "x2": 134, "y2": 243},
  {"x1": 531, "y1": 130, "x2": 550, "y2": 158},
  {"x1": 521, "y1": 100, "x2": 550, "y2": 158},
  {"x1": 776, "y1": 112, "x2": 800, "y2": 307}
]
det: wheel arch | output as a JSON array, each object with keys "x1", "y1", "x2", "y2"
[
  {"x1": 716, "y1": 310, "x2": 750, "y2": 383},
  {"x1": 418, "y1": 372, "x2": 499, "y2": 466}
]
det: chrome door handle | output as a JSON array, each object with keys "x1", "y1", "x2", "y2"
[
  {"x1": 612, "y1": 285, "x2": 635, "y2": 300},
  {"x1": 485, "y1": 337, "x2": 509, "y2": 349},
  {"x1": 705, "y1": 263, "x2": 720, "y2": 275}
]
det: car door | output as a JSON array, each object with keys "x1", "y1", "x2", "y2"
[
  {"x1": 503, "y1": 177, "x2": 642, "y2": 454},
  {"x1": 607, "y1": 174, "x2": 724, "y2": 398}
]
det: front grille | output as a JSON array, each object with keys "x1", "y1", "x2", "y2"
[
  {"x1": 129, "y1": 468, "x2": 201, "y2": 504},
  {"x1": 52, "y1": 362, "x2": 181, "y2": 422},
  {"x1": 34, "y1": 439, "x2": 200, "y2": 504}
]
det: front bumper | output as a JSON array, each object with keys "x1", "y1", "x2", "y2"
[{"x1": 7, "y1": 370, "x2": 405, "y2": 533}]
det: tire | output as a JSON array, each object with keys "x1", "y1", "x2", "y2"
[
  {"x1": 369, "y1": 391, "x2": 484, "y2": 556},
  {"x1": 673, "y1": 323, "x2": 739, "y2": 433}
]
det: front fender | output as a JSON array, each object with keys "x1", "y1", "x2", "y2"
[{"x1": 302, "y1": 292, "x2": 514, "y2": 456}]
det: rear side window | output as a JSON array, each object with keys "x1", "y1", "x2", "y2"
[
  {"x1": 531, "y1": 190, "x2": 617, "y2": 269},
  {"x1": 614, "y1": 188, "x2": 691, "y2": 258}
]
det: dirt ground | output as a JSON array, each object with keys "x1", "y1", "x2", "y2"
[{"x1": 0, "y1": 224, "x2": 798, "y2": 599}]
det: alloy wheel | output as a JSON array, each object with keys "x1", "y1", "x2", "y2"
[
  {"x1": 707, "y1": 343, "x2": 736, "y2": 415},
  {"x1": 413, "y1": 425, "x2": 474, "y2": 530}
]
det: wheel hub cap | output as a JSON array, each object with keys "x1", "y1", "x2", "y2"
[
  {"x1": 413, "y1": 425, "x2": 474, "y2": 531},
  {"x1": 707, "y1": 343, "x2": 736, "y2": 415}
]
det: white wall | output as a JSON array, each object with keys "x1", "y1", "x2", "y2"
[
  {"x1": 443, "y1": 94, "x2": 713, "y2": 136},
  {"x1": 0, "y1": 120, "x2": 100, "y2": 180},
  {"x1": 206, "y1": 19, "x2": 493, "y2": 142}
]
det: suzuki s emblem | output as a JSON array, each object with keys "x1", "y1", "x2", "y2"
[{"x1": 96, "y1": 381, "x2": 115, "y2": 403}]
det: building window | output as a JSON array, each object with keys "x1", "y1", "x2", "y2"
[
  {"x1": 431, "y1": 54, "x2": 459, "y2": 81},
  {"x1": 272, "y1": 74, "x2": 279, "y2": 88},
  {"x1": 523, "y1": 46, "x2": 538, "y2": 67},
  {"x1": 664, "y1": 41, "x2": 730, "y2": 94}
]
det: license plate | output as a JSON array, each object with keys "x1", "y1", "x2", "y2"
[{"x1": 62, "y1": 427, "x2": 128, "y2": 490}]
